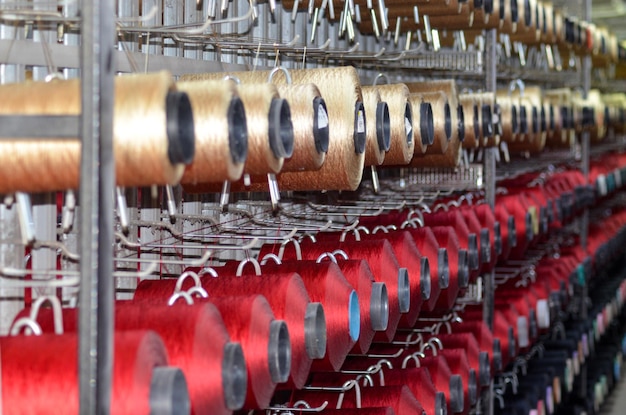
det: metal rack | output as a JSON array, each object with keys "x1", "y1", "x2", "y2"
[{"x1": 0, "y1": 0, "x2": 617, "y2": 413}]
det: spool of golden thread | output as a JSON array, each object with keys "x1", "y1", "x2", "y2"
[
  {"x1": 459, "y1": 93, "x2": 481, "y2": 149},
  {"x1": 275, "y1": 83, "x2": 329, "y2": 172},
  {"x1": 185, "y1": 67, "x2": 366, "y2": 191},
  {"x1": 361, "y1": 86, "x2": 391, "y2": 167},
  {"x1": 475, "y1": 92, "x2": 499, "y2": 148},
  {"x1": 406, "y1": 81, "x2": 460, "y2": 153},
  {"x1": 0, "y1": 71, "x2": 195, "y2": 194},
  {"x1": 407, "y1": 94, "x2": 435, "y2": 155},
  {"x1": 411, "y1": 91, "x2": 452, "y2": 155},
  {"x1": 180, "y1": 73, "x2": 296, "y2": 177},
  {"x1": 377, "y1": 84, "x2": 415, "y2": 166},
  {"x1": 545, "y1": 88, "x2": 574, "y2": 147},
  {"x1": 508, "y1": 90, "x2": 544, "y2": 154},
  {"x1": 237, "y1": 83, "x2": 294, "y2": 175},
  {"x1": 495, "y1": 91, "x2": 519, "y2": 145},
  {"x1": 177, "y1": 80, "x2": 248, "y2": 185}
]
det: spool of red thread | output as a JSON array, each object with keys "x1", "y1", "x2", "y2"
[
  {"x1": 494, "y1": 204, "x2": 517, "y2": 262},
  {"x1": 437, "y1": 349, "x2": 477, "y2": 413},
  {"x1": 457, "y1": 206, "x2": 491, "y2": 273},
  {"x1": 291, "y1": 384, "x2": 426, "y2": 415},
  {"x1": 437, "y1": 332, "x2": 491, "y2": 387},
  {"x1": 419, "y1": 355, "x2": 464, "y2": 414},
  {"x1": 452, "y1": 320, "x2": 502, "y2": 374},
  {"x1": 313, "y1": 408, "x2": 395, "y2": 415},
  {"x1": 316, "y1": 230, "x2": 431, "y2": 328},
  {"x1": 428, "y1": 226, "x2": 468, "y2": 313},
  {"x1": 25, "y1": 301, "x2": 245, "y2": 415},
  {"x1": 404, "y1": 226, "x2": 449, "y2": 313},
  {"x1": 135, "y1": 267, "x2": 326, "y2": 390},
  {"x1": 330, "y1": 258, "x2": 390, "y2": 354},
  {"x1": 422, "y1": 209, "x2": 480, "y2": 281},
  {"x1": 260, "y1": 260, "x2": 360, "y2": 371},
  {"x1": 261, "y1": 240, "x2": 409, "y2": 343},
  {"x1": 379, "y1": 367, "x2": 447, "y2": 415},
  {"x1": 208, "y1": 295, "x2": 291, "y2": 409},
  {"x1": 473, "y1": 203, "x2": 500, "y2": 270},
  {"x1": 0, "y1": 330, "x2": 190, "y2": 415}
]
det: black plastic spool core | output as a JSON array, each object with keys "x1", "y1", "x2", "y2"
[
  {"x1": 222, "y1": 342, "x2": 247, "y2": 410},
  {"x1": 540, "y1": 106, "x2": 547, "y2": 132},
  {"x1": 510, "y1": 0, "x2": 518, "y2": 23},
  {"x1": 549, "y1": 105, "x2": 555, "y2": 131},
  {"x1": 511, "y1": 105, "x2": 519, "y2": 133},
  {"x1": 166, "y1": 91, "x2": 196, "y2": 165},
  {"x1": 376, "y1": 101, "x2": 392, "y2": 152},
  {"x1": 484, "y1": 0, "x2": 493, "y2": 14},
  {"x1": 444, "y1": 102, "x2": 452, "y2": 140},
  {"x1": 268, "y1": 98, "x2": 295, "y2": 159},
  {"x1": 150, "y1": 367, "x2": 191, "y2": 415},
  {"x1": 520, "y1": 106, "x2": 528, "y2": 134},
  {"x1": 312, "y1": 97, "x2": 330, "y2": 154},
  {"x1": 482, "y1": 104, "x2": 493, "y2": 138},
  {"x1": 493, "y1": 104, "x2": 503, "y2": 136},
  {"x1": 457, "y1": 105, "x2": 465, "y2": 142},
  {"x1": 524, "y1": 0, "x2": 531, "y2": 26},
  {"x1": 404, "y1": 102, "x2": 414, "y2": 145},
  {"x1": 420, "y1": 102, "x2": 435, "y2": 146},
  {"x1": 500, "y1": 0, "x2": 505, "y2": 19},
  {"x1": 227, "y1": 96, "x2": 249, "y2": 164},
  {"x1": 353, "y1": 101, "x2": 367, "y2": 154},
  {"x1": 472, "y1": 105, "x2": 480, "y2": 139},
  {"x1": 531, "y1": 106, "x2": 539, "y2": 134}
]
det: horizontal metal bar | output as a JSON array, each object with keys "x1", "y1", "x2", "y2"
[
  {"x1": 0, "y1": 39, "x2": 248, "y2": 76},
  {"x1": 0, "y1": 115, "x2": 79, "y2": 139}
]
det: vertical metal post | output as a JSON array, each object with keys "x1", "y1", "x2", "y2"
[
  {"x1": 482, "y1": 27, "x2": 498, "y2": 415},
  {"x1": 78, "y1": 0, "x2": 116, "y2": 413},
  {"x1": 483, "y1": 27, "x2": 497, "y2": 331}
]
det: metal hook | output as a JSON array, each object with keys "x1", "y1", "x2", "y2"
[
  {"x1": 10, "y1": 317, "x2": 43, "y2": 336},
  {"x1": 401, "y1": 352, "x2": 424, "y2": 369},
  {"x1": 268, "y1": 66, "x2": 293, "y2": 85},
  {"x1": 28, "y1": 295, "x2": 64, "y2": 335},
  {"x1": 373, "y1": 73, "x2": 391, "y2": 86},
  {"x1": 236, "y1": 257, "x2": 262, "y2": 276}
]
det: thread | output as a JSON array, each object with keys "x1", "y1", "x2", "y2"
[
  {"x1": 496, "y1": 193, "x2": 535, "y2": 259},
  {"x1": 377, "y1": 84, "x2": 415, "y2": 166},
  {"x1": 275, "y1": 83, "x2": 329, "y2": 172},
  {"x1": 420, "y1": 356, "x2": 465, "y2": 414},
  {"x1": 437, "y1": 349, "x2": 478, "y2": 413},
  {"x1": 184, "y1": 67, "x2": 366, "y2": 190},
  {"x1": 494, "y1": 203, "x2": 517, "y2": 262},
  {"x1": 0, "y1": 330, "x2": 187, "y2": 415},
  {"x1": 476, "y1": 92, "x2": 500, "y2": 148},
  {"x1": 411, "y1": 109, "x2": 463, "y2": 168},
  {"x1": 260, "y1": 260, "x2": 359, "y2": 371},
  {"x1": 291, "y1": 384, "x2": 425, "y2": 415},
  {"x1": 314, "y1": 408, "x2": 395, "y2": 415},
  {"x1": 333, "y1": 259, "x2": 390, "y2": 354},
  {"x1": 0, "y1": 71, "x2": 195, "y2": 194},
  {"x1": 428, "y1": 226, "x2": 465, "y2": 313},
  {"x1": 381, "y1": 367, "x2": 446, "y2": 415},
  {"x1": 453, "y1": 319, "x2": 502, "y2": 373},
  {"x1": 177, "y1": 80, "x2": 248, "y2": 185},
  {"x1": 495, "y1": 91, "x2": 520, "y2": 145},
  {"x1": 208, "y1": 295, "x2": 290, "y2": 409},
  {"x1": 406, "y1": 90, "x2": 452, "y2": 155},
  {"x1": 437, "y1": 332, "x2": 491, "y2": 387},
  {"x1": 28, "y1": 301, "x2": 244, "y2": 415},
  {"x1": 262, "y1": 239, "x2": 407, "y2": 343},
  {"x1": 407, "y1": 94, "x2": 435, "y2": 154},
  {"x1": 474, "y1": 203, "x2": 500, "y2": 271},
  {"x1": 404, "y1": 227, "x2": 449, "y2": 313},
  {"x1": 459, "y1": 93, "x2": 481, "y2": 149},
  {"x1": 318, "y1": 230, "x2": 431, "y2": 328},
  {"x1": 362, "y1": 86, "x2": 391, "y2": 166},
  {"x1": 423, "y1": 210, "x2": 480, "y2": 282},
  {"x1": 135, "y1": 268, "x2": 325, "y2": 390},
  {"x1": 457, "y1": 207, "x2": 491, "y2": 274}
]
